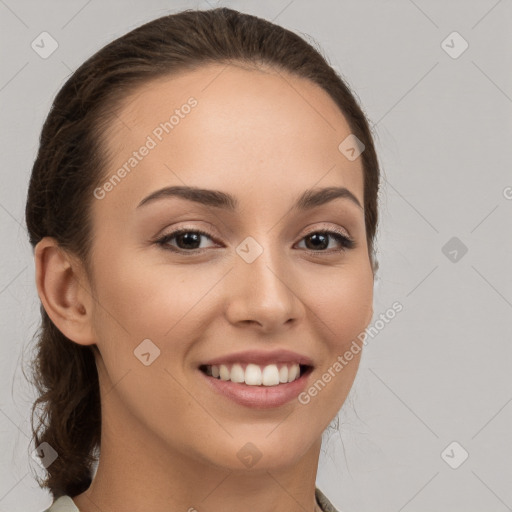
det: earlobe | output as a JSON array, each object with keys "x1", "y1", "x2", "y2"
[{"x1": 34, "y1": 237, "x2": 96, "y2": 346}]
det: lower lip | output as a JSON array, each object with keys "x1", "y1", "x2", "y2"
[{"x1": 199, "y1": 368, "x2": 312, "y2": 409}]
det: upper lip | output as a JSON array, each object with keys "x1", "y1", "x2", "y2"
[{"x1": 200, "y1": 349, "x2": 314, "y2": 367}]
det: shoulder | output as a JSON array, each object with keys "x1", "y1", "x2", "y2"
[
  {"x1": 42, "y1": 496, "x2": 80, "y2": 512},
  {"x1": 315, "y1": 486, "x2": 341, "y2": 512}
]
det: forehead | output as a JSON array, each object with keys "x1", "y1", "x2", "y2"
[{"x1": 95, "y1": 63, "x2": 364, "y2": 215}]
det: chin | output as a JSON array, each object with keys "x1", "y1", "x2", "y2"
[{"x1": 200, "y1": 431, "x2": 316, "y2": 472}]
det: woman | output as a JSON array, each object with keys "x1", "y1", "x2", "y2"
[{"x1": 26, "y1": 7, "x2": 380, "y2": 512}]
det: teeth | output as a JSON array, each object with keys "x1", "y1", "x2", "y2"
[
  {"x1": 245, "y1": 364, "x2": 262, "y2": 385},
  {"x1": 287, "y1": 364, "x2": 299, "y2": 382},
  {"x1": 205, "y1": 363, "x2": 302, "y2": 386},
  {"x1": 219, "y1": 364, "x2": 230, "y2": 381},
  {"x1": 231, "y1": 363, "x2": 245, "y2": 383},
  {"x1": 262, "y1": 364, "x2": 280, "y2": 386}
]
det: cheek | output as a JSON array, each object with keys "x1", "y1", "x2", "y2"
[
  {"x1": 89, "y1": 249, "x2": 227, "y2": 383},
  {"x1": 91, "y1": 250, "x2": 202, "y2": 340},
  {"x1": 88, "y1": 254, "x2": 206, "y2": 424},
  {"x1": 310, "y1": 262, "x2": 373, "y2": 346},
  {"x1": 301, "y1": 263, "x2": 373, "y2": 409},
  {"x1": 337, "y1": 280, "x2": 372, "y2": 343}
]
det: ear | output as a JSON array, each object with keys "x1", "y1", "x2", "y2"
[{"x1": 34, "y1": 237, "x2": 96, "y2": 346}]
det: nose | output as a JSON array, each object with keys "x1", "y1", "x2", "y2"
[{"x1": 224, "y1": 239, "x2": 304, "y2": 333}]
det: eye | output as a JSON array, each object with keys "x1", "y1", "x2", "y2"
[
  {"x1": 155, "y1": 228, "x2": 219, "y2": 252},
  {"x1": 155, "y1": 227, "x2": 355, "y2": 254},
  {"x1": 295, "y1": 229, "x2": 355, "y2": 253}
]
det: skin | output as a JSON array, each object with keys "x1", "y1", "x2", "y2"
[{"x1": 35, "y1": 63, "x2": 374, "y2": 512}]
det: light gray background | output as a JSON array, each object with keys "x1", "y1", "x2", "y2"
[{"x1": 1, "y1": 1, "x2": 511, "y2": 511}]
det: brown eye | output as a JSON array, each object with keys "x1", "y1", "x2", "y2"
[
  {"x1": 297, "y1": 230, "x2": 355, "y2": 252},
  {"x1": 155, "y1": 228, "x2": 355, "y2": 255},
  {"x1": 156, "y1": 229, "x2": 218, "y2": 252}
]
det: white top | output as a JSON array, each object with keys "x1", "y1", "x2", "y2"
[
  {"x1": 43, "y1": 487, "x2": 340, "y2": 512},
  {"x1": 43, "y1": 496, "x2": 79, "y2": 512}
]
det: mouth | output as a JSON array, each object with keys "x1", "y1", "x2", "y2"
[
  {"x1": 196, "y1": 349, "x2": 315, "y2": 408},
  {"x1": 198, "y1": 362, "x2": 314, "y2": 386}
]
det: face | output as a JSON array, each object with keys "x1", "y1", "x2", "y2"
[{"x1": 85, "y1": 63, "x2": 374, "y2": 472}]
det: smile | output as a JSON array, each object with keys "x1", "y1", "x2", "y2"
[{"x1": 199, "y1": 362, "x2": 312, "y2": 386}]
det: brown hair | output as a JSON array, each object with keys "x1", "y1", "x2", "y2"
[{"x1": 25, "y1": 7, "x2": 380, "y2": 499}]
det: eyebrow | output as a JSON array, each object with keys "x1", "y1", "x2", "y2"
[{"x1": 137, "y1": 185, "x2": 363, "y2": 211}]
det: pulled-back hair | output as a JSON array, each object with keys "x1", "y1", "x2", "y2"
[{"x1": 25, "y1": 7, "x2": 380, "y2": 499}]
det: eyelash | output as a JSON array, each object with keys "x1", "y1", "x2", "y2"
[{"x1": 154, "y1": 227, "x2": 355, "y2": 255}]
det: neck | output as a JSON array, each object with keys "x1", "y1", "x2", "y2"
[{"x1": 72, "y1": 373, "x2": 323, "y2": 512}]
